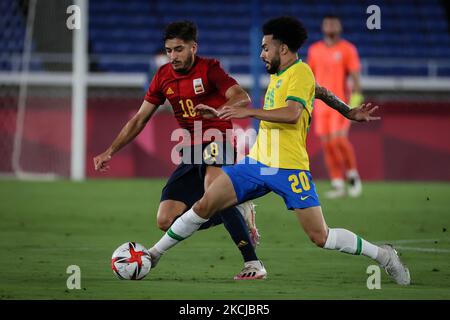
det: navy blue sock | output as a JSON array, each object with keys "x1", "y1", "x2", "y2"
[
  {"x1": 198, "y1": 214, "x2": 223, "y2": 230},
  {"x1": 220, "y1": 207, "x2": 258, "y2": 262}
]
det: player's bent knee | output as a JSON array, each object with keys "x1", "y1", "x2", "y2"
[{"x1": 156, "y1": 215, "x2": 173, "y2": 232}]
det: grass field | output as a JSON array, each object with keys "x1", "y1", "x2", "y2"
[{"x1": 0, "y1": 179, "x2": 449, "y2": 300}]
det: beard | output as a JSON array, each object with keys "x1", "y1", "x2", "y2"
[
  {"x1": 325, "y1": 31, "x2": 340, "y2": 40},
  {"x1": 264, "y1": 56, "x2": 281, "y2": 74},
  {"x1": 173, "y1": 54, "x2": 194, "y2": 74}
]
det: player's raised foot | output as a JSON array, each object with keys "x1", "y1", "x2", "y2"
[
  {"x1": 234, "y1": 260, "x2": 267, "y2": 280},
  {"x1": 148, "y1": 247, "x2": 162, "y2": 269},
  {"x1": 379, "y1": 244, "x2": 411, "y2": 285},
  {"x1": 236, "y1": 201, "x2": 260, "y2": 247}
]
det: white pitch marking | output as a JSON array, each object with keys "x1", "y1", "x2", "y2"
[
  {"x1": 375, "y1": 239, "x2": 450, "y2": 245},
  {"x1": 393, "y1": 246, "x2": 450, "y2": 254}
]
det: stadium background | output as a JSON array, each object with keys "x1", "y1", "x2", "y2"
[
  {"x1": 1, "y1": 0, "x2": 450, "y2": 180},
  {"x1": 0, "y1": 0, "x2": 449, "y2": 300}
]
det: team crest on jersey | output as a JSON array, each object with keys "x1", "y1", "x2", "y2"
[
  {"x1": 334, "y1": 52, "x2": 342, "y2": 61},
  {"x1": 193, "y1": 78, "x2": 205, "y2": 94},
  {"x1": 276, "y1": 79, "x2": 283, "y2": 88}
]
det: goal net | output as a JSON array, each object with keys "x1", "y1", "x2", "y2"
[{"x1": 1, "y1": 0, "x2": 74, "y2": 179}]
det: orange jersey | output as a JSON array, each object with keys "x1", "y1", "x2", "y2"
[
  {"x1": 307, "y1": 39, "x2": 360, "y2": 104},
  {"x1": 307, "y1": 39, "x2": 361, "y2": 136}
]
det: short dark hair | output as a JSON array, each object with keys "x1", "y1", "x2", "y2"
[
  {"x1": 164, "y1": 20, "x2": 198, "y2": 42},
  {"x1": 262, "y1": 16, "x2": 308, "y2": 52}
]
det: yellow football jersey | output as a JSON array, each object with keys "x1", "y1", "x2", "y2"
[{"x1": 248, "y1": 60, "x2": 315, "y2": 170}]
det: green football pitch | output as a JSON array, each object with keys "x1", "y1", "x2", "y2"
[{"x1": 0, "y1": 179, "x2": 449, "y2": 300}]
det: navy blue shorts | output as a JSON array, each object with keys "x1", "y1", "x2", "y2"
[{"x1": 160, "y1": 141, "x2": 236, "y2": 207}]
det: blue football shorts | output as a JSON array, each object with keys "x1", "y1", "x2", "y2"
[{"x1": 222, "y1": 157, "x2": 321, "y2": 210}]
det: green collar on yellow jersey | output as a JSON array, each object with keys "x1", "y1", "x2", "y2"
[{"x1": 276, "y1": 59, "x2": 301, "y2": 76}]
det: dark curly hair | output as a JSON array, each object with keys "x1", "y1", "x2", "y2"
[{"x1": 262, "y1": 16, "x2": 308, "y2": 52}]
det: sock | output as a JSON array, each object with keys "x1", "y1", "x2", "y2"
[
  {"x1": 245, "y1": 260, "x2": 264, "y2": 269},
  {"x1": 153, "y1": 208, "x2": 208, "y2": 254},
  {"x1": 335, "y1": 136, "x2": 357, "y2": 171},
  {"x1": 171, "y1": 212, "x2": 222, "y2": 231},
  {"x1": 324, "y1": 228, "x2": 387, "y2": 265},
  {"x1": 322, "y1": 140, "x2": 345, "y2": 180},
  {"x1": 220, "y1": 207, "x2": 258, "y2": 262},
  {"x1": 198, "y1": 214, "x2": 223, "y2": 230}
]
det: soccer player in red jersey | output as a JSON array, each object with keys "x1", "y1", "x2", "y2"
[{"x1": 94, "y1": 21, "x2": 379, "y2": 280}]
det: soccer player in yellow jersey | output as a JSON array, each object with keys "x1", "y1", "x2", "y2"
[{"x1": 147, "y1": 17, "x2": 410, "y2": 285}]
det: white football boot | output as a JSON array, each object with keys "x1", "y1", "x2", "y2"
[
  {"x1": 324, "y1": 179, "x2": 346, "y2": 199},
  {"x1": 379, "y1": 244, "x2": 411, "y2": 285},
  {"x1": 148, "y1": 247, "x2": 161, "y2": 269},
  {"x1": 234, "y1": 260, "x2": 267, "y2": 280},
  {"x1": 236, "y1": 201, "x2": 260, "y2": 247},
  {"x1": 347, "y1": 169, "x2": 362, "y2": 198}
]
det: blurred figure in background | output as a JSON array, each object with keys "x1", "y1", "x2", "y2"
[{"x1": 307, "y1": 15, "x2": 364, "y2": 199}]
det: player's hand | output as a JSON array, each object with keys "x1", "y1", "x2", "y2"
[
  {"x1": 194, "y1": 104, "x2": 219, "y2": 119},
  {"x1": 93, "y1": 151, "x2": 112, "y2": 172},
  {"x1": 217, "y1": 106, "x2": 251, "y2": 120},
  {"x1": 346, "y1": 102, "x2": 381, "y2": 122}
]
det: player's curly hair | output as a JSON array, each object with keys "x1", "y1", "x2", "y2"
[
  {"x1": 164, "y1": 20, "x2": 198, "y2": 42},
  {"x1": 262, "y1": 16, "x2": 308, "y2": 52}
]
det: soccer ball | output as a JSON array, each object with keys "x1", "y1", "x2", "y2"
[{"x1": 111, "y1": 242, "x2": 152, "y2": 280}]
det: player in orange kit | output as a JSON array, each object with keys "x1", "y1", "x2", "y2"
[{"x1": 307, "y1": 15, "x2": 364, "y2": 198}]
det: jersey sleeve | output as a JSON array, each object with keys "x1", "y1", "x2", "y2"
[
  {"x1": 144, "y1": 70, "x2": 165, "y2": 106},
  {"x1": 207, "y1": 59, "x2": 238, "y2": 97},
  {"x1": 344, "y1": 43, "x2": 361, "y2": 73},
  {"x1": 285, "y1": 63, "x2": 315, "y2": 112}
]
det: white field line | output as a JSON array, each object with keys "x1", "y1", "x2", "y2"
[
  {"x1": 394, "y1": 246, "x2": 450, "y2": 253},
  {"x1": 375, "y1": 239, "x2": 450, "y2": 245},
  {"x1": 375, "y1": 238, "x2": 450, "y2": 253}
]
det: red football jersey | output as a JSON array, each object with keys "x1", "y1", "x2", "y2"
[{"x1": 144, "y1": 56, "x2": 237, "y2": 145}]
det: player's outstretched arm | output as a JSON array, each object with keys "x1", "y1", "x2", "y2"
[
  {"x1": 217, "y1": 99, "x2": 303, "y2": 124},
  {"x1": 195, "y1": 84, "x2": 250, "y2": 119},
  {"x1": 93, "y1": 101, "x2": 158, "y2": 172},
  {"x1": 222, "y1": 84, "x2": 251, "y2": 109},
  {"x1": 315, "y1": 83, "x2": 380, "y2": 122}
]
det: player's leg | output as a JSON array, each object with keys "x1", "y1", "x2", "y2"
[
  {"x1": 317, "y1": 112, "x2": 346, "y2": 198},
  {"x1": 204, "y1": 166, "x2": 263, "y2": 279},
  {"x1": 321, "y1": 135, "x2": 346, "y2": 198},
  {"x1": 295, "y1": 206, "x2": 410, "y2": 285},
  {"x1": 333, "y1": 117, "x2": 362, "y2": 197},
  {"x1": 149, "y1": 159, "x2": 269, "y2": 279},
  {"x1": 205, "y1": 166, "x2": 260, "y2": 246},
  {"x1": 149, "y1": 168, "x2": 238, "y2": 259},
  {"x1": 268, "y1": 166, "x2": 410, "y2": 285},
  {"x1": 156, "y1": 200, "x2": 186, "y2": 231},
  {"x1": 157, "y1": 164, "x2": 224, "y2": 232}
]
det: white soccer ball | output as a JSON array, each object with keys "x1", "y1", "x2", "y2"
[{"x1": 111, "y1": 242, "x2": 152, "y2": 280}]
